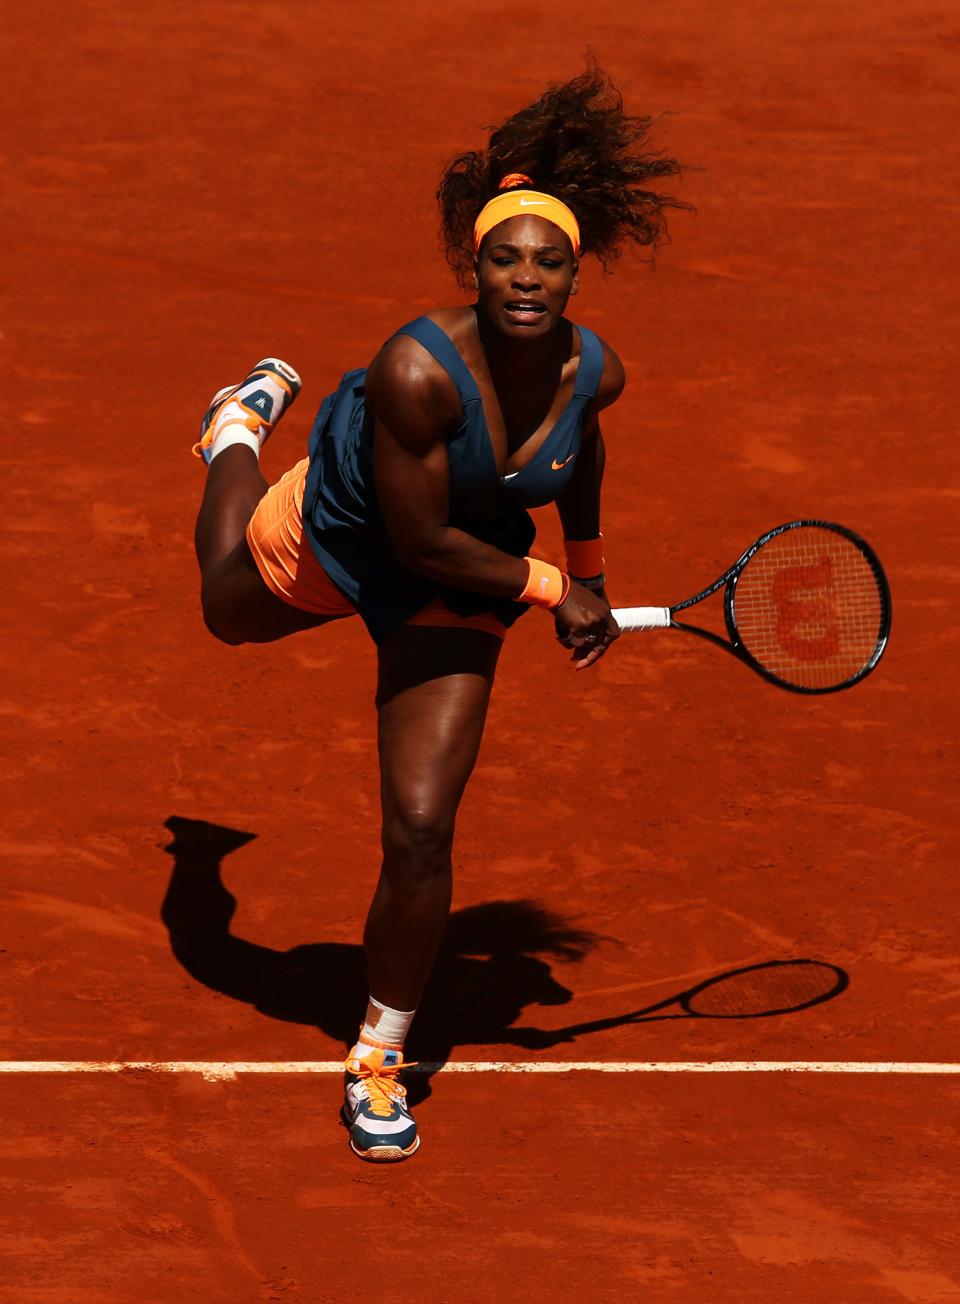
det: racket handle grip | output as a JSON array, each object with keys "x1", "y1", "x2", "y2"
[{"x1": 611, "y1": 606, "x2": 671, "y2": 631}]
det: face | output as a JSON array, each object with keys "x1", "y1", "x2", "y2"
[{"x1": 473, "y1": 214, "x2": 579, "y2": 338}]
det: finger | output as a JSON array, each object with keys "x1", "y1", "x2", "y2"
[
  {"x1": 572, "y1": 642, "x2": 609, "y2": 671},
  {"x1": 574, "y1": 624, "x2": 614, "y2": 652},
  {"x1": 574, "y1": 646, "x2": 607, "y2": 670},
  {"x1": 567, "y1": 629, "x2": 601, "y2": 648},
  {"x1": 577, "y1": 623, "x2": 618, "y2": 668}
]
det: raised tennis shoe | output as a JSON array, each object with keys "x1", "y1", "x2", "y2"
[
  {"x1": 192, "y1": 357, "x2": 301, "y2": 463},
  {"x1": 341, "y1": 1045, "x2": 420, "y2": 1162}
]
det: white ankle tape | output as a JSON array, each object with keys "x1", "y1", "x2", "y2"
[
  {"x1": 209, "y1": 426, "x2": 261, "y2": 460},
  {"x1": 363, "y1": 996, "x2": 416, "y2": 1047}
]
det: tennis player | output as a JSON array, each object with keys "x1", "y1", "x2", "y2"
[{"x1": 191, "y1": 65, "x2": 685, "y2": 1161}]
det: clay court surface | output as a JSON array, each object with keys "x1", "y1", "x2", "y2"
[{"x1": 3, "y1": 1, "x2": 959, "y2": 1299}]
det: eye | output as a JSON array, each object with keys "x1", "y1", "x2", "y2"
[{"x1": 491, "y1": 256, "x2": 514, "y2": 267}]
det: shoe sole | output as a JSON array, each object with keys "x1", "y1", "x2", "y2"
[
  {"x1": 253, "y1": 357, "x2": 301, "y2": 391},
  {"x1": 348, "y1": 1135, "x2": 421, "y2": 1163},
  {"x1": 341, "y1": 1104, "x2": 420, "y2": 1162}
]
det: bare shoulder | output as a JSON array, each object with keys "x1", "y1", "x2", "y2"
[
  {"x1": 592, "y1": 335, "x2": 626, "y2": 411},
  {"x1": 365, "y1": 331, "x2": 461, "y2": 434}
]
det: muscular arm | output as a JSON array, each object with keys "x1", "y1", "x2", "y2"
[
  {"x1": 367, "y1": 336, "x2": 529, "y2": 597},
  {"x1": 555, "y1": 416, "x2": 606, "y2": 542},
  {"x1": 555, "y1": 339, "x2": 625, "y2": 544},
  {"x1": 553, "y1": 340, "x2": 625, "y2": 668}
]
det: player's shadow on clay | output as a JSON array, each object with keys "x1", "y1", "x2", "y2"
[
  {"x1": 161, "y1": 816, "x2": 600, "y2": 1100},
  {"x1": 161, "y1": 816, "x2": 851, "y2": 1105}
]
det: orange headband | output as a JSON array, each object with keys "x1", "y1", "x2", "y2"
[{"x1": 473, "y1": 175, "x2": 581, "y2": 256}]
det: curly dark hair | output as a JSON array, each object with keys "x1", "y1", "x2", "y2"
[{"x1": 437, "y1": 61, "x2": 691, "y2": 288}]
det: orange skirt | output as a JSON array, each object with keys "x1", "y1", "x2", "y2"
[{"x1": 245, "y1": 459, "x2": 507, "y2": 640}]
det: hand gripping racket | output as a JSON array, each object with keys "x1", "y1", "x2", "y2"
[{"x1": 611, "y1": 520, "x2": 891, "y2": 694}]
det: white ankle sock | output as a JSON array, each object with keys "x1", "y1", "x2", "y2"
[
  {"x1": 207, "y1": 423, "x2": 261, "y2": 461},
  {"x1": 355, "y1": 996, "x2": 416, "y2": 1054}
]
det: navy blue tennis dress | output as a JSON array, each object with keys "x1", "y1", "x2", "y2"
[{"x1": 301, "y1": 316, "x2": 604, "y2": 643}]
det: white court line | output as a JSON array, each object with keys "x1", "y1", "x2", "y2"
[{"x1": 0, "y1": 1061, "x2": 958, "y2": 1082}]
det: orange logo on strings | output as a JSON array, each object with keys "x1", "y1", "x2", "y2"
[{"x1": 773, "y1": 558, "x2": 839, "y2": 660}]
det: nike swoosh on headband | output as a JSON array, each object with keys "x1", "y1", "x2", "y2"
[{"x1": 473, "y1": 190, "x2": 581, "y2": 253}]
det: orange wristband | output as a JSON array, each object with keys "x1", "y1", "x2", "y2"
[
  {"x1": 518, "y1": 558, "x2": 570, "y2": 610},
  {"x1": 564, "y1": 535, "x2": 605, "y2": 578}
]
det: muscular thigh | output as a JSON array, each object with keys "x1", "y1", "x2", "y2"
[
  {"x1": 376, "y1": 625, "x2": 502, "y2": 825},
  {"x1": 202, "y1": 537, "x2": 341, "y2": 643}
]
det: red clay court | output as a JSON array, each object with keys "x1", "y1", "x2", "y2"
[{"x1": 3, "y1": 1, "x2": 959, "y2": 1300}]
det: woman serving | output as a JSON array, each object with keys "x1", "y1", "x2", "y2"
[{"x1": 192, "y1": 65, "x2": 685, "y2": 1161}]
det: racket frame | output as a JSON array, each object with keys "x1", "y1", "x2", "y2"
[{"x1": 617, "y1": 519, "x2": 892, "y2": 695}]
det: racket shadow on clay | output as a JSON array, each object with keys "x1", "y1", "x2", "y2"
[{"x1": 507, "y1": 958, "x2": 850, "y2": 1049}]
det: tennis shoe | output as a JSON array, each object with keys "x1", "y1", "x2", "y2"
[
  {"x1": 193, "y1": 357, "x2": 301, "y2": 463},
  {"x1": 341, "y1": 1045, "x2": 420, "y2": 1162}
]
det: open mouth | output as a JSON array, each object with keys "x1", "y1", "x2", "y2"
[{"x1": 504, "y1": 301, "x2": 547, "y2": 322}]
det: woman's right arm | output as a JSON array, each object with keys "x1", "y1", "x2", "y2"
[
  {"x1": 367, "y1": 336, "x2": 612, "y2": 644},
  {"x1": 368, "y1": 337, "x2": 530, "y2": 597}
]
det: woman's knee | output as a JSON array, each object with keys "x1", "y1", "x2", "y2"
[
  {"x1": 381, "y1": 804, "x2": 455, "y2": 884},
  {"x1": 203, "y1": 612, "x2": 247, "y2": 646},
  {"x1": 199, "y1": 584, "x2": 248, "y2": 646}
]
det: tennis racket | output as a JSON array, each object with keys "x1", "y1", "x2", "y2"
[{"x1": 610, "y1": 520, "x2": 891, "y2": 694}]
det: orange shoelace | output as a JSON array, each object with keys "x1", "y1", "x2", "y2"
[{"x1": 345, "y1": 1053, "x2": 418, "y2": 1120}]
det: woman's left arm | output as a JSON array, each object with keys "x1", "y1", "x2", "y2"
[
  {"x1": 555, "y1": 339, "x2": 625, "y2": 541},
  {"x1": 554, "y1": 415, "x2": 606, "y2": 542},
  {"x1": 554, "y1": 341, "x2": 625, "y2": 667}
]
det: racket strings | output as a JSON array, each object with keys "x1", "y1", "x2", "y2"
[{"x1": 731, "y1": 527, "x2": 886, "y2": 689}]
